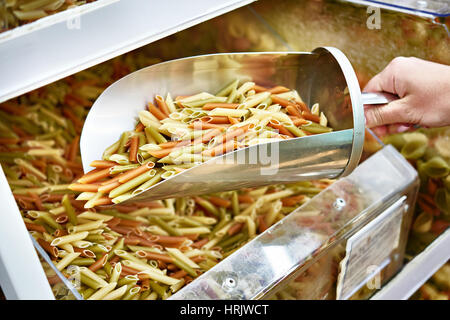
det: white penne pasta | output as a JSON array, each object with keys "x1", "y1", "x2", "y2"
[
  {"x1": 189, "y1": 216, "x2": 218, "y2": 225},
  {"x1": 169, "y1": 144, "x2": 205, "y2": 159},
  {"x1": 235, "y1": 82, "x2": 255, "y2": 96},
  {"x1": 139, "y1": 143, "x2": 162, "y2": 152},
  {"x1": 249, "y1": 108, "x2": 292, "y2": 124},
  {"x1": 68, "y1": 220, "x2": 105, "y2": 233},
  {"x1": 208, "y1": 108, "x2": 248, "y2": 117},
  {"x1": 320, "y1": 112, "x2": 328, "y2": 127},
  {"x1": 111, "y1": 192, "x2": 134, "y2": 204},
  {"x1": 238, "y1": 92, "x2": 271, "y2": 110},
  {"x1": 107, "y1": 154, "x2": 130, "y2": 165},
  {"x1": 49, "y1": 206, "x2": 65, "y2": 215},
  {"x1": 113, "y1": 250, "x2": 163, "y2": 272},
  {"x1": 311, "y1": 103, "x2": 320, "y2": 116},
  {"x1": 266, "y1": 104, "x2": 282, "y2": 113},
  {"x1": 182, "y1": 248, "x2": 204, "y2": 258},
  {"x1": 139, "y1": 110, "x2": 161, "y2": 127},
  {"x1": 27, "y1": 148, "x2": 64, "y2": 157},
  {"x1": 165, "y1": 93, "x2": 177, "y2": 113},
  {"x1": 59, "y1": 243, "x2": 74, "y2": 253},
  {"x1": 261, "y1": 189, "x2": 294, "y2": 203},
  {"x1": 174, "y1": 153, "x2": 211, "y2": 164},
  {"x1": 201, "y1": 236, "x2": 222, "y2": 250},
  {"x1": 178, "y1": 92, "x2": 215, "y2": 103},
  {"x1": 102, "y1": 284, "x2": 128, "y2": 300},
  {"x1": 165, "y1": 247, "x2": 200, "y2": 269},
  {"x1": 51, "y1": 231, "x2": 89, "y2": 246},
  {"x1": 168, "y1": 112, "x2": 186, "y2": 121},
  {"x1": 215, "y1": 222, "x2": 234, "y2": 238},
  {"x1": 145, "y1": 225, "x2": 170, "y2": 236},
  {"x1": 54, "y1": 252, "x2": 80, "y2": 271},
  {"x1": 71, "y1": 240, "x2": 92, "y2": 248},
  {"x1": 88, "y1": 282, "x2": 117, "y2": 300},
  {"x1": 84, "y1": 192, "x2": 103, "y2": 209},
  {"x1": 176, "y1": 227, "x2": 212, "y2": 235},
  {"x1": 24, "y1": 140, "x2": 55, "y2": 148},
  {"x1": 121, "y1": 260, "x2": 180, "y2": 286},
  {"x1": 128, "y1": 207, "x2": 174, "y2": 217},
  {"x1": 77, "y1": 211, "x2": 114, "y2": 221},
  {"x1": 161, "y1": 170, "x2": 176, "y2": 179},
  {"x1": 265, "y1": 200, "x2": 283, "y2": 226},
  {"x1": 14, "y1": 159, "x2": 47, "y2": 180}
]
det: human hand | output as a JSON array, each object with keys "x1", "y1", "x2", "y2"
[{"x1": 363, "y1": 57, "x2": 450, "y2": 136}]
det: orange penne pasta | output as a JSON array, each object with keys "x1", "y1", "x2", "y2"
[
  {"x1": 25, "y1": 222, "x2": 46, "y2": 233},
  {"x1": 202, "y1": 103, "x2": 239, "y2": 110},
  {"x1": 148, "y1": 102, "x2": 167, "y2": 120},
  {"x1": 68, "y1": 183, "x2": 99, "y2": 192},
  {"x1": 296, "y1": 101, "x2": 309, "y2": 113},
  {"x1": 37, "y1": 238, "x2": 59, "y2": 259},
  {"x1": 175, "y1": 95, "x2": 191, "y2": 101},
  {"x1": 270, "y1": 95, "x2": 292, "y2": 107},
  {"x1": 227, "y1": 222, "x2": 244, "y2": 236},
  {"x1": 128, "y1": 136, "x2": 139, "y2": 163},
  {"x1": 77, "y1": 168, "x2": 111, "y2": 184},
  {"x1": 100, "y1": 173, "x2": 125, "y2": 185},
  {"x1": 267, "y1": 119, "x2": 295, "y2": 137},
  {"x1": 147, "y1": 147, "x2": 175, "y2": 159},
  {"x1": 286, "y1": 105, "x2": 303, "y2": 118},
  {"x1": 237, "y1": 194, "x2": 254, "y2": 204},
  {"x1": 151, "y1": 234, "x2": 188, "y2": 245},
  {"x1": 135, "y1": 122, "x2": 145, "y2": 132},
  {"x1": 158, "y1": 140, "x2": 191, "y2": 149},
  {"x1": 0, "y1": 138, "x2": 20, "y2": 145},
  {"x1": 117, "y1": 164, "x2": 154, "y2": 183},
  {"x1": 201, "y1": 116, "x2": 230, "y2": 124},
  {"x1": 208, "y1": 196, "x2": 231, "y2": 208},
  {"x1": 138, "y1": 251, "x2": 174, "y2": 263},
  {"x1": 89, "y1": 253, "x2": 108, "y2": 272},
  {"x1": 68, "y1": 135, "x2": 80, "y2": 162},
  {"x1": 281, "y1": 194, "x2": 305, "y2": 206},
  {"x1": 189, "y1": 121, "x2": 229, "y2": 130},
  {"x1": 228, "y1": 116, "x2": 240, "y2": 125},
  {"x1": 257, "y1": 215, "x2": 269, "y2": 233},
  {"x1": 267, "y1": 86, "x2": 290, "y2": 94},
  {"x1": 252, "y1": 84, "x2": 269, "y2": 93},
  {"x1": 192, "y1": 128, "x2": 223, "y2": 145},
  {"x1": 202, "y1": 140, "x2": 238, "y2": 157},
  {"x1": 291, "y1": 117, "x2": 310, "y2": 127},
  {"x1": 215, "y1": 124, "x2": 251, "y2": 145},
  {"x1": 89, "y1": 160, "x2": 117, "y2": 168},
  {"x1": 155, "y1": 95, "x2": 170, "y2": 117},
  {"x1": 93, "y1": 196, "x2": 113, "y2": 207},
  {"x1": 302, "y1": 111, "x2": 320, "y2": 123}
]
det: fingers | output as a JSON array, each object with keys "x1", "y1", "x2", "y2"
[
  {"x1": 364, "y1": 99, "x2": 409, "y2": 128},
  {"x1": 363, "y1": 57, "x2": 409, "y2": 96}
]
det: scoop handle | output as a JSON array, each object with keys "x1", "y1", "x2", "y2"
[{"x1": 362, "y1": 92, "x2": 398, "y2": 105}]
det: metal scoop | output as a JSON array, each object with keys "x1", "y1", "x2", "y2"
[{"x1": 80, "y1": 47, "x2": 393, "y2": 202}]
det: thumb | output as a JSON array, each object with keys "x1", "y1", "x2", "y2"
[{"x1": 364, "y1": 99, "x2": 409, "y2": 128}]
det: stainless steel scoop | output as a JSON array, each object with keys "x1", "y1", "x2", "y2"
[{"x1": 80, "y1": 47, "x2": 393, "y2": 202}]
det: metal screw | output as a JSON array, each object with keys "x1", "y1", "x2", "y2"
[{"x1": 333, "y1": 198, "x2": 346, "y2": 210}]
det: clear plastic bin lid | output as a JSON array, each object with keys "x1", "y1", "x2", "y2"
[
  {"x1": 170, "y1": 145, "x2": 418, "y2": 299},
  {"x1": 342, "y1": 0, "x2": 449, "y2": 17}
]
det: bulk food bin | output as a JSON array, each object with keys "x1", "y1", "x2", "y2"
[{"x1": 0, "y1": 0, "x2": 448, "y2": 300}]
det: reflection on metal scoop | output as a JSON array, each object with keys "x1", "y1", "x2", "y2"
[{"x1": 80, "y1": 47, "x2": 393, "y2": 203}]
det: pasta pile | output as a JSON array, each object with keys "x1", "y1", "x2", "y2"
[
  {"x1": 69, "y1": 80, "x2": 333, "y2": 207},
  {"x1": 383, "y1": 128, "x2": 450, "y2": 256},
  {"x1": 1, "y1": 0, "x2": 97, "y2": 32},
  {"x1": 0, "y1": 56, "x2": 336, "y2": 300}
]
